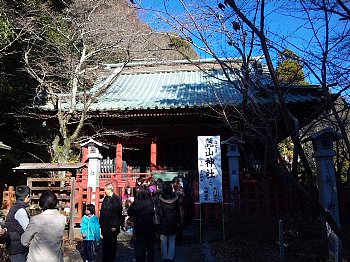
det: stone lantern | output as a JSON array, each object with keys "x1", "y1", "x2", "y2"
[
  {"x1": 81, "y1": 139, "x2": 108, "y2": 191},
  {"x1": 303, "y1": 127, "x2": 342, "y2": 262},
  {"x1": 221, "y1": 136, "x2": 244, "y2": 208}
]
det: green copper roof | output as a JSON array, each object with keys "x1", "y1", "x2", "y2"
[
  {"x1": 91, "y1": 69, "x2": 244, "y2": 111},
  {"x1": 88, "y1": 68, "x2": 320, "y2": 111},
  {"x1": 40, "y1": 59, "x2": 323, "y2": 112}
]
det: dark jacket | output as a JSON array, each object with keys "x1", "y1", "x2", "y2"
[
  {"x1": 127, "y1": 198, "x2": 154, "y2": 235},
  {"x1": 5, "y1": 201, "x2": 30, "y2": 255},
  {"x1": 99, "y1": 194, "x2": 123, "y2": 237},
  {"x1": 158, "y1": 194, "x2": 180, "y2": 235}
]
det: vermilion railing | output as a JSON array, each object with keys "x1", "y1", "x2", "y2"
[
  {"x1": 3, "y1": 171, "x2": 349, "y2": 226},
  {"x1": 74, "y1": 172, "x2": 151, "y2": 223}
]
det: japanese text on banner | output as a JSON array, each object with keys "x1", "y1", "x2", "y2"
[{"x1": 198, "y1": 135, "x2": 223, "y2": 203}]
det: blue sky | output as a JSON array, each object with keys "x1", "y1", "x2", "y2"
[
  {"x1": 137, "y1": 0, "x2": 349, "y2": 89},
  {"x1": 138, "y1": 1, "x2": 316, "y2": 56}
]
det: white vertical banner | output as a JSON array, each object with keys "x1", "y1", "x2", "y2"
[{"x1": 198, "y1": 135, "x2": 223, "y2": 203}]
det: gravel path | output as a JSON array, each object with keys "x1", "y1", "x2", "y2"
[
  {"x1": 67, "y1": 233, "x2": 214, "y2": 262},
  {"x1": 65, "y1": 225, "x2": 216, "y2": 262},
  {"x1": 113, "y1": 241, "x2": 204, "y2": 262}
]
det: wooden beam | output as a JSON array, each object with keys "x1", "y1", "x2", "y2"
[
  {"x1": 28, "y1": 178, "x2": 71, "y2": 182},
  {"x1": 29, "y1": 187, "x2": 71, "y2": 191}
]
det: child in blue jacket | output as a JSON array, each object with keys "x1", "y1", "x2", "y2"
[{"x1": 80, "y1": 204, "x2": 101, "y2": 262}]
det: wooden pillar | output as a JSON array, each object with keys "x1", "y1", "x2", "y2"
[
  {"x1": 96, "y1": 187, "x2": 101, "y2": 215},
  {"x1": 69, "y1": 177, "x2": 76, "y2": 240},
  {"x1": 77, "y1": 187, "x2": 83, "y2": 222},
  {"x1": 127, "y1": 166, "x2": 133, "y2": 186},
  {"x1": 113, "y1": 178, "x2": 118, "y2": 197},
  {"x1": 87, "y1": 187, "x2": 92, "y2": 204},
  {"x1": 116, "y1": 143, "x2": 123, "y2": 172},
  {"x1": 82, "y1": 147, "x2": 88, "y2": 163},
  {"x1": 81, "y1": 147, "x2": 89, "y2": 182},
  {"x1": 150, "y1": 142, "x2": 157, "y2": 171}
]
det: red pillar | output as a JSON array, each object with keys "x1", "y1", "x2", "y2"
[
  {"x1": 77, "y1": 187, "x2": 83, "y2": 222},
  {"x1": 150, "y1": 142, "x2": 157, "y2": 171},
  {"x1": 82, "y1": 147, "x2": 88, "y2": 163},
  {"x1": 96, "y1": 187, "x2": 101, "y2": 215},
  {"x1": 87, "y1": 187, "x2": 92, "y2": 204},
  {"x1": 81, "y1": 147, "x2": 89, "y2": 184},
  {"x1": 116, "y1": 143, "x2": 123, "y2": 173}
]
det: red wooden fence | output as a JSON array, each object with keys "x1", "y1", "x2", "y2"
[{"x1": 2, "y1": 171, "x2": 349, "y2": 226}]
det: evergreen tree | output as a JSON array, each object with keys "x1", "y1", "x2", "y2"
[{"x1": 276, "y1": 49, "x2": 310, "y2": 86}]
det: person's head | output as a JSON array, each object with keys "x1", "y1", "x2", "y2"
[
  {"x1": 85, "y1": 204, "x2": 95, "y2": 216},
  {"x1": 104, "y1": 183, "x2": 114, "y2": 197},
  {"x1": 156, "y1": 178, "x2": 164, "y2": 186},
  {"x1": 39, "y1": 191, "x2": 58, "y2": 211},
  {"x1": 173, "y1": 182, "x2": 184, "y2": 195},
  {"x1": 161, "y1": 182, "x2": 173, "y2": 196},
  {"x1": 156, "y1": 179, "x2": 164, "y2": 192},
  {"x1": 136, "y1": 177, "x2": 143, "y2": 186},
  {"x1": 124, "y1": 186, "x2": 131, "y2": 195},
  {"x1": 172, "y1": 177, "x2": 180, "y2": 185},
  {"x1": 15, "y1": 185, "x2": 31, "y2": 203},
  {"x1": 147, "y1": 177, "x2": 156, "y2": 186},
  {"x1": 136, "y1": 184, "x2": 151, "y2": 200}
]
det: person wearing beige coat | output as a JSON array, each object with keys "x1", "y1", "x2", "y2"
[{"x1": 21, "y1": 191, "x2": 66, "y2": 262}]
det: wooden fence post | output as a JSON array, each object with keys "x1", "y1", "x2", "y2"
[
  {"x1": 77, "y1": 187, "x2": 83, "y2": 222},
  {"x1": 69, "y1": 177, "x2": 76, "y2": 241},
  {"x1": 87, "y1": 187, "x2": 92, "y2": 204},
  {"x1": 96, "y1": 187, "x2": 101, "y2": 215}
]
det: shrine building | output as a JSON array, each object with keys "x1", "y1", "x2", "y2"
[{"x1": 37, "y1": 58, "x2": 329, "y2": 223}]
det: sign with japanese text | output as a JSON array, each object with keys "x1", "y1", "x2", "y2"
[{"x1": 198, "y1": 135, "x2": 223, "y2": 203}]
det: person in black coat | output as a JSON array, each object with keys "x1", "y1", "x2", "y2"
[
  {"x1": 158, "y1": 182, "x2": 181, "y2": 262},
  {"x1": 5, "y1": 185, "x2": 31, "y2": 262},
  {"x1": 172, "y1": 177, "x2": 185, "y2": 246},
  {"x1": 134, "y1": 176, "x2": 144, "y2": 198},
  {"x1": 127, "y1": 184, "x2": 155, "y2": 262},
  {"x1": 99, "y1": 183, "x2": 123, "y2": 262}
]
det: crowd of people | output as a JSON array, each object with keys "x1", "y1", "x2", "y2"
[
  {"x1": 126, "y1": 174, "x2": 188, "y2": 262},
  {"x1": 0, "y1": 173, "x2": 189, "y2": 262}
]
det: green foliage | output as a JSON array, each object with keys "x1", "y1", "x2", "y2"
[
  {"x1": 278, "y1": 137, "x2": 294, "y2": 166},
  {"x1": 39, "y1": 12, "x2": 70, "y2": 46},
  {"x1": 276, "y1": 49, "x2": 310, "y2": 86},
  {"x1": 278, "y1": 137, "x2": 317, "y2": 183},
  {"x1": 0, "y1": 11, "x2": 13, "y2": 47},
  {"x1": 7, "y1": 0, "x2": 42, "y2": 10},
  {"x1": 170, "y1": 36, "x2": 192, "y2": 49},
  {"x1": 169, "y1": 35, "x2": 198, "y2": 59}
]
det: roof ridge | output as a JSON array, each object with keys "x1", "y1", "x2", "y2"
[{"x1": 103, "y1": 57, "x2": 263, "y2": 69}]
